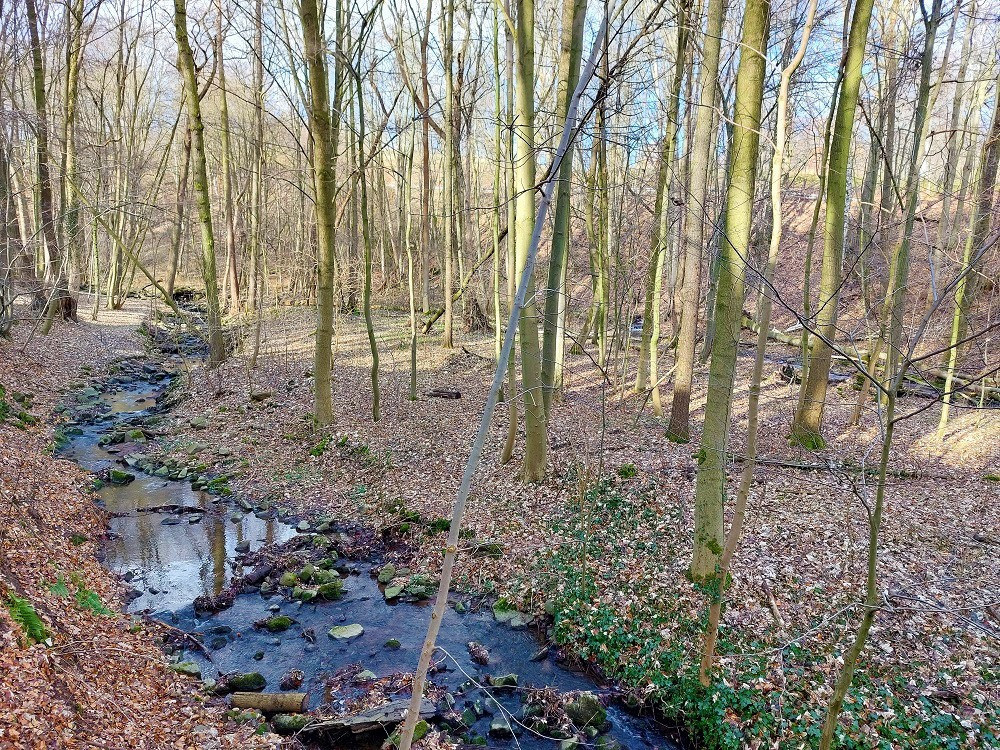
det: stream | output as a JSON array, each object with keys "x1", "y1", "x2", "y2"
[{"x1": 61, "y1": 355, "x2": 679, "y2": 750}]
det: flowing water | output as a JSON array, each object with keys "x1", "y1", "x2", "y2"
[{"x1": 63, "y1": 359, "x2": 679, "y2": 750}]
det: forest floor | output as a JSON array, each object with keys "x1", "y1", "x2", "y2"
[
  {"x1": 0, "y1": 298, "x2": 278, "y2": 750},
  {"x1": 146, "y1": 304, "x2": 998, "y2": 749},
  {"x1": 1, "y1": 298, "x2": 997, "y2": 749}
]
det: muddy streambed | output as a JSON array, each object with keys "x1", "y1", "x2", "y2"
[{"x1": 62, "y1": 359, "x2": 679, "y2": 749}]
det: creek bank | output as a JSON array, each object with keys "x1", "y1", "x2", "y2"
[{"x1": 58, "y1": 336, "x2": 682, "y2": 749}]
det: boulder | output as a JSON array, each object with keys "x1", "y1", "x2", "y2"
[{"x1": 565, "y1": 693, "x2": 606, "y2": 729}]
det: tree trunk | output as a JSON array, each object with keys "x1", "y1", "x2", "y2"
[
  {"x1": 514, "y1": 0, "x2": 547, "y2": 481},
  {"x1": 689, "y1": 0, "x2": 770, "y2": 582},
  {"x1": 791, "y1": 0, "x2": 876, "y2": 447},
  {"x1": 302, "y1": 0, "x2": 343, "y2": 425},
  {"x1": 937, "y1": 65, "x2": 1000, "y2": 435},
  {"x1": 540, "y1": 0, "x2": 589, "y2": 414},
  {"x1": 637, "y1": 1, "x2": 690, "y2": 416},
  {"x1": 666, "y1": 0, "x2": 726, "y2": 442}
]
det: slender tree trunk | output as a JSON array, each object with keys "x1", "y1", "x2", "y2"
[
  {"x1": 62, "y1": 0, "x2": 85, "y2": 298},
  {"x1": 500, "y1": 3, "x2": 519, "y2": 466},
  {"x1": 216, "y1": 1, "x2": 240, "y2": 315},
  {"x1": 247, "y1": 0, "x2": 265, "y2": 317},
  {"x1": 930, "y1": 0, "x2": 976, "y2": 307},
  {"x1": 791, "y1": 0, "x2": 876, "y2": 446},
  {"x1": 820, "y1": 7, "x2": 944, "y2": 739},
  {"x1": 938, "y1": 66, "x2": 1000, "y2": 435},
  {"x1": 419, "y1": 0, "x2": 433, "y2": 314},
  {"x1": 174, "y1": 0, "x2": 225, "y2": 364},
  {"x1": 302, "y1": 0, "x2": 343, "y2": 425},
  {"x1": 405, "y1": 125, "x2": 418, "y2": 400},
  {"x1": 514, "y1": 0, "x2": 547, "y2": 481},
  {"x1": 27, "y1": 0, "x2": 72, "y2": 333},
  {"x1": 167, "y1": 121, "x2": 192, "y2": 299},
  {"x1": 689, "y1": 0, "x2": 770, "y2": 582},
  {"x1": 442, "y1": 0, "x2": 456, "y2": 348},
  {"x1": 540, "y1": 0, "x2": 589, "y2": 414},
  {"x1": 700, "y1": 0, "x2": 817, "y2": 682},
  {"x1": 637, "y1": 1, "x2": 690, "y2": 416},
  {"x1": 666, "y1": 0, "x2": 726, "y2": 441}
]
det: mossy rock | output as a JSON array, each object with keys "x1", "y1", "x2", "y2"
[
  {"x1": 490, "y1": 673, "x2": 518, "y2": 688},
  {"x1": 226, "y1": 672, "x2": 266, "y2": 692},
  {"x1": 108, "y1": 469, "x2": 135, "y2": 485},
  {"x1": 384, "y1": 638, "x2": 401, "y2": 650},
  {"x1": 377, "y1": 563, "x2": 396, "y2": 583},
  {"x1": 279, "y1": 572, "x2": 297, "y2": 587},
  {"x1": 298, "y1": 563, "x2": 315, "y2": 583},
  {"x1": 292, "y1": 587, "x2": 317, "y2": 602},
  {"x1": 387, "y1": 719, "x2": 429, "y2": 746},
  {"x1": 312, "y1": 569, "x2": 338, "y2": 584},
  {"x1": 317, "y1": 580, "x2": 344, "y2": 600},
  {"x1": 565, "y1": 694, "x2": 606, "y2": 729},
  {"x1": 383, "y1": 585, "x2": 403, "y2": 600},
  {"x1": 261, "y1": 615, "x2": 293, "y2": 632},
  {"x1": 271, "y1": 714, "x2": 309, "y2": 735}
]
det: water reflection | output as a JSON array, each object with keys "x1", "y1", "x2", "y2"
[{"x1": 64, "y1": 380, "x2": 295, "y2": 614}]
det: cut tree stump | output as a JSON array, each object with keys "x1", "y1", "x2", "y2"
[{"x1": 231, "y1": 692, "x2": 308, "y2": 714}]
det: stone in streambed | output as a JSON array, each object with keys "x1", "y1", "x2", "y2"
[
  {"x1": 279, "y1": 669, "x2": 304, "y2": 690},
  {"x1": 328, "y1": 624, "x2": 364, "y2": 640},
  {"x1": 489, "y1": 716, "x2": 514, "y2": 738},
  {"x1": 317, "y1": 580, "x2": 343, "y2": 600},
  {"x1": 565, "y1": 693, "x2": 606, "y2": 729},
  {"x1": 260, "y1": 615, "x2": 294, "y2": 632},
  {"x1": 223, "y1": 672, "x2": 266, "y2": 692},
  {"x1": 490, "y1": 673, "x2": 518, "y2": 689},
  {"x1": 377, "y1": 563, "x2": 396, "y2": 583},
  {"x1": 108, "y1": 469, "x2": 135, "y2": 485},
  {"x1": 383, "y1": 585, "x2": 402, "y2": 600}
]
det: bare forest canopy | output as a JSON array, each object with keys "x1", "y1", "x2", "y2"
[{"x1": 2, "y1": 0, "x2": 999, "y2": 747}]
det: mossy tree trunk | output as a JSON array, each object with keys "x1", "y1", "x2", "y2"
[
  {"x1": 299, "y1": 0, "x2": 343, "y2": 422},
  {"x1": 689, "y1": 0, "x2": 770, "y2": 582},
  {"x1": 790, "y1": 0, "x2": 876, "y2": 447},
  {"x1": 540, "y1": 0, "x2": 589, "y2": 414},
  {"x1": 666, "y1": 0, "x2": 726, "y2": 442}
]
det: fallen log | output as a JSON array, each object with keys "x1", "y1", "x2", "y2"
[
  {"x1": 303, "y1": 698, "x2": 436, "y2": 735},
  {"x1": 231, "y1": 692, "x2": 308, "y2": 714}
]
